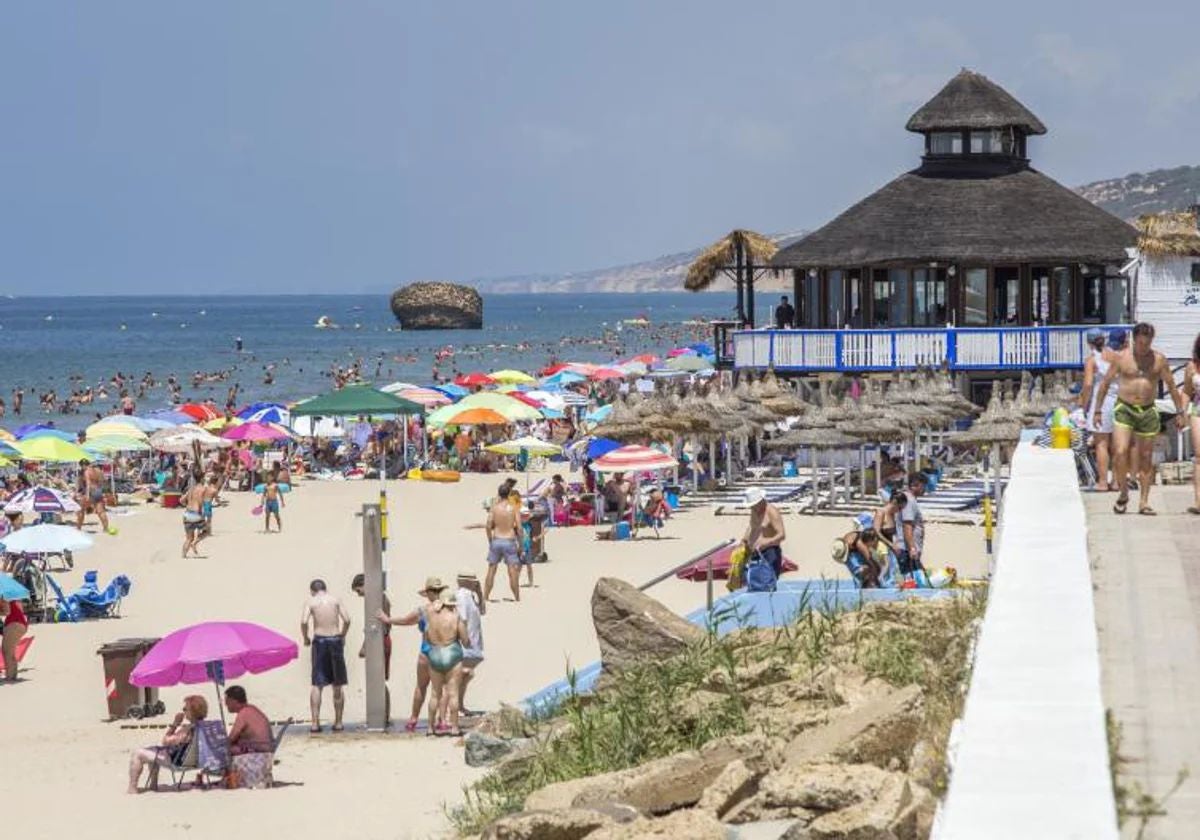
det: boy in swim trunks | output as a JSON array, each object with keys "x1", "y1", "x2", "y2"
[
  {"x1": 1094, "y1": 321, "x2": 1187, "y2": 515},
  {"x1": 262, "y1": 476, "x2": 284, "y2": 533},
  {"x1": 78, "y1": 459, "x2": 116, "y2": 535}
]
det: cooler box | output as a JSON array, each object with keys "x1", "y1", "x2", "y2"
[
  {"x1": 161, "y1": 492, "x2": 181, "y2": 509},
  {"x1": 97, "y1": 637, "x2": 162, "y2": 720},
  {"x1": 782, "y1": 460, "x2": 798, "y2": 478}
]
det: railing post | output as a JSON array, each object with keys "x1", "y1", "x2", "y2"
[
  {"x1": 947, "y1": 327, "x2": 957, "y2": 370},
  {"x1": 769, "y1": 330, "x2": 776, "y2": 369},
  {"x1": 834, "y1": 331, "x2": 844, "y2": 372},
  {"x1": 997, "y1": 331, "x2": 1006, "y2": 368},
  {"x1": 890, "y1": 331, "x2": 897, "y2": 369}
]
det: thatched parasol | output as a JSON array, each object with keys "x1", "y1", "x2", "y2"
[
  {"x1": 1136, "y1": 209, "x2": 1200, "y2": 258},
  {"x1": 684, "y1": 230, "x2": 778, "y2": 292}
]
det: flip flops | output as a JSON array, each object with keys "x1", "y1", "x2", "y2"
[
  {"x1": 1113, "y1": 496, "x2": 1128, "y2": 515},
  {"x1": 403, "y1": 718, "x2": 418, "y2": 733},
  {"x1": 1138, "y1": 506, "x2": 1157, "y2": 516},
  {"x1": 1187, "y1": 507, "x2": 1200, "y2": 516}
]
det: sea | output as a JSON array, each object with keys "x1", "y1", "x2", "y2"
[{"x1": 0, "y1": 293, "x2": 730, "y2": 431}]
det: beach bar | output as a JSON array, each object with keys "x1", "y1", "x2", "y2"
[{"x1": 718, "y1": 70, "x2": 1139, "y2": 380}]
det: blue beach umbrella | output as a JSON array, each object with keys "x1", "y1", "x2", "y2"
[
  {"x1": 0, "y1": 572, "x2": 31, "y2": 601},
  {"x1": 584, "y1": 404, "x2": 613, "y2": 424},
  {"x1": 431, "y1": 383, "x2": 469, "y2": 399},
  {"x1": 12, "y1": 423, "x2": 52, "y2": 439},
  {"x1": 587, "y1": 438, "x2": 621, "y2": 459},
  {"x1": 145, "y1": 409, "x2": 193, "y2": 426},
  {"x1": 542, "y1": 370, "x2": 586, "y2": 387},
  {"x1": 21, "y1": 429, "x2": 77, "y2": 443}
]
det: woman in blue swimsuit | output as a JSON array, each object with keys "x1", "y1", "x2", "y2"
[
  {"x1": 377, "y1": 577, "x2": 446, "y2": 733},
  {"x1": 421, "y1": 589, "x2": 469, "y2": 737}
]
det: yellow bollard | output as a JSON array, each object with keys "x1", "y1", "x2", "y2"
[{"x1": 379, "y1": 488, "x2": 388, "y2": 551}]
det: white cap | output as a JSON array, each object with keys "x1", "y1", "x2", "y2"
[{"x1": 744, "y1": 487, "x2": 766, "y2": 507}]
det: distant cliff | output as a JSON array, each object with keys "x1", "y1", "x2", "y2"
[
  {"x1": 1077, "y1": 164, "x2": 1200, "y2": 220},
  {"x1": 458, "y1": 165, "x2": 1200, "y2": 295}
]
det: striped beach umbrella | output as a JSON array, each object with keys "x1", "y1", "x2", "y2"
[
  {"x1": 397, "y1": 387, "x2": 452, "y2": 408},
  {"x1": 588, "y1": 445, "x2": 678, "y2": 473},
  {"x1": 4, "y1": 486, "x2": 81, "y2": 515},
  {"x1": 179, "y1": 403, "x2": 221, "y2": 422}
]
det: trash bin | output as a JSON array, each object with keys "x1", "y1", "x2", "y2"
[{"x1": 97, "y1": 637, "x2": 163, "y2": 721}]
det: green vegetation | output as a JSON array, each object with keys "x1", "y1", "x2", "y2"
[
  {"x1": 449, "y1": 590, "x2": 987, "y2": 835},
  {"x1": 1107, "y1": 709, "x2": 1190, "y2": 840}
]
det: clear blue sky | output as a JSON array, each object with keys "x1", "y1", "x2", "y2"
[{"x1": 2, "y1": 1, "x2": 1197, "y2": 295}]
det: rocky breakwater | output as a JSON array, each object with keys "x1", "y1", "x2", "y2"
[
  {"x1": 454, "y1": 578, "x2": 986, "y2": 840},
  {"x1": 390, "y1": 281, "x2": 483, "y2": 330}
]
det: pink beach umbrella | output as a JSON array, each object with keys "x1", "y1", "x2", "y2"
[
  {"x1": 130, "y1": 621, "x2": 298, "y2": 722},
  {"x1": 588, "y1": 444, "x2": 679, "y2": 473},
  {"x1": 222, "y1": 421, "x2": 291, "y2": 443}
]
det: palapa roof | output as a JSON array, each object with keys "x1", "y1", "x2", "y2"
[
  {"x1": 685, "y1": 229, "x2": 778, "y2": 291},
  {"x1": 772, "y1": 166, "x2": 1138, "y2": 269},
  {"x1": 1136, "y1": 210, "x2": 1200, "y2": 258},
  {"x1": 906, "y1": 69, "x2": 1046, "y2": 135}
]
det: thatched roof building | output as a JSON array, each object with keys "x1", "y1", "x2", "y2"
[{"x1": 770, "y1": 69, "x2": 1138, "y2": 329}]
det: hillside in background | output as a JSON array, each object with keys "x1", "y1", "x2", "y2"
[
  {"x1": 1077, "y1": 164, "x2": 1200, "y2": 220},
  {"x1": 465, "y1": 165, "x2": 1200, "y2": 294}
]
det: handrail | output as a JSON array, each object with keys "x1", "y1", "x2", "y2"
[{"x1": 639, "y1": 538, "x2": 736, "y2": 612}]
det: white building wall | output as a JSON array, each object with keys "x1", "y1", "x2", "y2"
[{"x1": 1134, "y1": 254, "x2": 1200, "y2": 361}]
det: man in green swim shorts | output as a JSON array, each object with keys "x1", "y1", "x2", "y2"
[{"x1": 1094, "y1": 322, "x2": 1187, "y2": 515}]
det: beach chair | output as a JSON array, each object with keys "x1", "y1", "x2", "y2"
[
  {"x1": 192, "y1": 719, "x2": 232, "y2": 789},
  {"x1": 44, "y1": 574, "x2": 81, "y2": 623},
  {"x1": 150, "y1": 730, "x2": 201, "y2": 791},
  {"x1": 71, "y1": 571, "x2": 131, "y2": 619}
]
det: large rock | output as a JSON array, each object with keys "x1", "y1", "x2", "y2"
[
  {"x1": 390, "y1": 281, "x2": 483, "y2": 330},
  {"x1": 587, "y1": 809, "x2": 728, "y2": 840},
  {"x1": 465, "y1": 732, "x2": 532, "y2": 767},
  {"x1": 591, "y1": 577, "x2": 703, "y2": 676},
  {"x1": 526, "y1": 735, "x2": 777, "y2": 816},
  {"x1": 784, "y1": 684, "x2": 924, "y2": 770},
  {"x1": 481, "y1": 808, "x2": 617, "y2": 840}
]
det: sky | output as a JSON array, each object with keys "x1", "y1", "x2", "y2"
[{"x1": 2, "y1": 1, "x2": 1198, "y2": 295}]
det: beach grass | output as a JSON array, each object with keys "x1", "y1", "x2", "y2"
[{"x1": 449, "y1": 588, "x2": 987, "y2": 834}]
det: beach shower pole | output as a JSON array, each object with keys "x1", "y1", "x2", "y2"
[
  {"x1": 359, "y1": 503, "x2": 387, "y2": 731},
  {"x1": 810, "y1": 446, "x2": 818, "y2": 515}
]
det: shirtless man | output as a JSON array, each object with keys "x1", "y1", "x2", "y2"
[
  {"x1": 483, "y1": 483, "x2": 522, "y2": 603},
  {"x1": 77, "y1": 459, "x2": 115, "y2": 535},
  {"x1": 301, "y1": 579, "x2": 351, "y2": 733},
  {"x1": 180, "y1": 476, "x2": 207, "y2": 558},
  {"x1": 224, "y1": 685, "x2": 273, "y2": 755},
  {"x1": 740, "y1": 487, "x2": 786, "y2": 578},
  {"x1": 1094, "y1": 322, "x2": 1187, "y2": 515},
  {"x1": 261, "y1": 475, "x2": 284, "y2": 533}
]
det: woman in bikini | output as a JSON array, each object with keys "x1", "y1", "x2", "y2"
[
  {"x1": 377, "y1": 577, "x2": 444, "y2": 733},
  {"x1": 422, "y1": 590, "x2": 469, "y2": 736},
  {"x1": 1183, "y1": 333, "x2": 1200, "y2": 516}
]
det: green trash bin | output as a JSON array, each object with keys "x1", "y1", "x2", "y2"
[{"x1": 97, "y1": 637, "x2": 162, "y2": 721}]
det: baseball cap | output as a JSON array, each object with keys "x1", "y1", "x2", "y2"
[
  {"x1": 744, "y1": 487, "x2": 766, "y2": 506},
  {"x1": 1108, "y1": 328, "x2": 1128, "y2": 347},
  {"x1": 1085, "y1": 327, "x2": 1105, "y2": 343}
]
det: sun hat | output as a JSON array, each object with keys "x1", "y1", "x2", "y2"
[
  {"x1": 1085, "y1": 327, "x2": 1105, "y2": 343},
  {"x1": 420, "y1": 576, "x2": 447, "y2": 595},
  {"x1": 744, "y1": 487, "x2": 766, "y2": 507},
  {"x1": 830, "y1": 539, "x2": 848, "y2": 562},
  {"x1": 1108, "y1": 328, "x2": 1128, "y2": 347},
  {"x1": 439, "y1": 589, "x2": 458, "y2": 607},
  {"x1": 456, "y1": 571, "x2": 478, "y2": 581}
]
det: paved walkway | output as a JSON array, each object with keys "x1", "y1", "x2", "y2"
[{"x1": 1089, "y1": 484, "x2": 1200, "y2": 839}]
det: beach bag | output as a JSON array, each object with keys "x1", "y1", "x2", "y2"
[
  {"x1": 745, "y1": 556, "x2": 777, "y2": 593},
  {"x1": 927, "y1": 566, "x2": 958, "y2": 588},
  {"x1": 727, "y1": 545, "x2": 748, "y2": 591}
]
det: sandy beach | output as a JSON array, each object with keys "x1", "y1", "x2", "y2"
[{"x1": 3, "y1": 472, "x2": 986, "y2": 839}]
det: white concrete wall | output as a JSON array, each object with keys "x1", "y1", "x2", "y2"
[
  {"x1": 935, "y1": 444, "x2": 1118, "y2": 840},
  {"x1": 1134, "y1": 256, "x2": 1200, "y2": 361}
]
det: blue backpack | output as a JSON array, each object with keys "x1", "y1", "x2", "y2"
[{"x1": 745, "y1": 558, "x2": 778, "y2": 593}]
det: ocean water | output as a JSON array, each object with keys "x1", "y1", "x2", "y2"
[{"x1": 0, "y1": 293, "x2": 728, "y2": 430}]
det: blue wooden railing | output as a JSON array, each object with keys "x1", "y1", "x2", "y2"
[{"x1": 727, "y1": 325, "x2": 1122, "y2": 372}]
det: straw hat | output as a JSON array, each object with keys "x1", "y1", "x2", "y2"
[
  {"x1": 830, "y1": 539, "x2": 848, "y2": 562},
  {"x1": 420, "y1": 576, "x2": 447, "y2": 595},
  {"x1": 744, "y1": 487, "x2": 766, "y2": 507}
]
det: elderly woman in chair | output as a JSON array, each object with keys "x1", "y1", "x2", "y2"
[{"x1": 127, "y1": 695, "x2": 208, "y2": 793}]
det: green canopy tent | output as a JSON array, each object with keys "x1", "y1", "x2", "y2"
[{"x1": 290, "y1": 384, "x2": 426, "y2": 475}]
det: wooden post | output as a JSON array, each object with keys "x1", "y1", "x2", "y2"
[{"x1": 360, "y1": 504, "x2": 387, "y2": 731}]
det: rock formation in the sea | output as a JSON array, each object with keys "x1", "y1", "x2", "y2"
[{"x1": 389, "y1": 282, "x2": 483, "y2": 330}]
